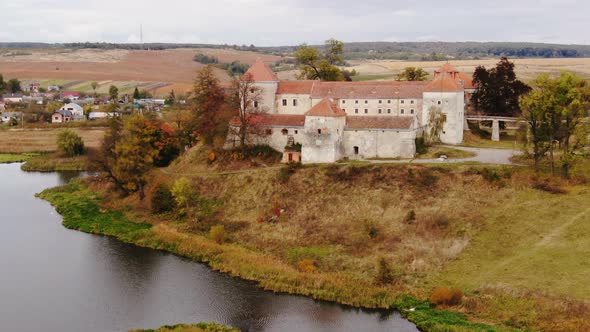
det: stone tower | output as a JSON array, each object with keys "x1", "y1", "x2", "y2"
[
  {"x1": 242, "y1": 58, "x2": 279, "y2": 113},
  {"x1": 301, "y1": 99, "x2": 346, "y2": 163}
]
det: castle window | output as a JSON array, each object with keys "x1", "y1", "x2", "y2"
[
  {"x1": 401, "y1": 109, "x2": 405, "y2": 114},
  {"x1": 281, "y1": 129, "x2": 288, "y2": 135},
  {"x1": 355, "y1": 109, "x2": 359, "y2": 114},
  {"x1": 364, "y1": 100, "x2": 368, "y2": 104},
  {"x1": 254, "y1": 101, "x2": 259, "y2": 108},
  {"x1": 438, "y1": 101, "x2": 442, "y2": 105},
  {"x1": 282, "y1": 99, "x2": 287, "y2": 106},
  {"x1": 379, "y1": 100, "x2": 382, "y2": 104},
  {"x1": 293, "y1": 99, "x2": 298, "y2": 107},
  {"x1": 342, "y1": 109, "x2": 346, "y2": 112},
  {"x1": 410, "y1": 109, "x2": 415, "y2": 114},
  {"x1": 378, "y1": 109, "x2": 382, "y2": 114},
  {"x1": 354, "y1": 146, "x2": 359, "y2": 155},
  {"x1": 388, "y1": 100, "x2": 392, "y2": 104},
  {"x1": 387, "y1": 109, "x2": 391, "y2": 114},
  {"x1": 295, "y1": 130, "x2": 298, "y2": 134},
  {"x1": 401, "y1": 100, "x2": 405, "y2": 104},
  {"x1": 342, "y1": 100, "x2": 346, "y2": 104},
  {"x1": 411, "y1": 100, "x2": 415, "y2": 104},
  {"x1": 364, "y1": 109, "x2": 368, "y2": 114},
  {"x1": 355, "y1": 100, "x2": 359, "y2": 104},
  {"x1": 318, "y1": 129, "x2": 322, "y2": 134}
]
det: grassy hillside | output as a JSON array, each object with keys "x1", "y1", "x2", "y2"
[{"x1": 36, "y1": 144, "x2": 590, "y2": 331}]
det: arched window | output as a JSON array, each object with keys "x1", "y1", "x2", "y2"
[{"x1": 281, "y1": 129, "x2": 288, "y2": 135}]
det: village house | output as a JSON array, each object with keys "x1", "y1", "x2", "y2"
[
  {"x1": 2, "y1": 93, "x2": 24, "y2": 104},
  {"x1": 52, "y1": 110, "x2": 73, "y2": 123},
  {"x1": 0, "y1": 111, "x2": 22, "y2": 124},
  {"x1": 62, "y1": 91, "x2": 80, "y2": 100},
  {"x1": 58, "y1": 103, "x2": 84, "y2": 120},
  {"x1": 226, "y1": 59, "x2": 467, "y2": 164}
]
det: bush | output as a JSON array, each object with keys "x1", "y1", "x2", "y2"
[
  {"x1": 151, "y1": 184, "x2": 176, "y2": 214},
  {"x1": 210, "y1": 225, "x2": 226, "y2": 244},
  {"x1": 374, "y1": 257, "x2": 400, "y2": 285},
  {"x1": 57, "y1": 129, "x2": 85, "y2": 157},
  {"x1": 297, "y1": 259, "x2": 316, "y2": 273},
  {"x1": 404, "y1": 210, "x2": 416, "y2": 223},
  {"x1": 430, "y1": 286, "x2": 463, "y2": 306},
  {"x1": 415, "y1": 136, "x2": 428, "y2": 154},
  {"x1": 277, "y1": 162, "x2": 301, "y2": 183}
]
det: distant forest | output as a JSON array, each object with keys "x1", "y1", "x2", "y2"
[{"x1": 2, "y1": 41, "x2": 590, "y2": 60}]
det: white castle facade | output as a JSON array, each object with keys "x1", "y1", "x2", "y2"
[{"x1": 227, "y1": 60, "x2": 471, "y2": 164}]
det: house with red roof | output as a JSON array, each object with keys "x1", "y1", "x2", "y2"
[{"x1": 227, "y1": 59, "x2": 466, "y2": 163}]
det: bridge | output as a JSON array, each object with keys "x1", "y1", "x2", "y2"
[{"x1": 465, "y1": 115, "x2": 524, "y2": 142}]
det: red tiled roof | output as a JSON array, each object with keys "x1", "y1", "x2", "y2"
[
  {"x1": 277, "y1": 81, "x2": 316, "y2": 94},
  {"x1": 457, "y1": 72, "x2": 475, "y2": 89},
  {"x1": 435, "y1": 63, "x2": 459, "y2": 74},
  {"x1": 424, "y1": 74, "x2": 463, "y2": 92},
  {"x1": 346, "y1": 116, "x2": 414, "y2": 130},
  {"x1": 243, "y1": 58, "x2": 279, "y2": 82},
  {"x1": 230, "y1": 114, "x2": 305, "y2": 127},
  {"x1": 309, "y1": 81, "x2": 428, "y2": 99},
  {"x1": 305, "y1": 98, "x2": 347, "y2": 117}
]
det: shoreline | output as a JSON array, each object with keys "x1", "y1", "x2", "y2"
[{"x1": 37, "y1": 180, "x2": 499, "y2": 332}]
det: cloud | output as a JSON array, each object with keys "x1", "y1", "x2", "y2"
[{"x1": 0, "y1": 0, "x2": 588, "y2": 45}]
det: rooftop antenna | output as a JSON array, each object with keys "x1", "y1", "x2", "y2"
[{"x1": 140, "y1": 24, "x2": 144, "y2": 49}]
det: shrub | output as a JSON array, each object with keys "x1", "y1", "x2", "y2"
[
  {"x1": 374, "y1": 257, "x2": 400, "y2": 285},
  {"x1": 171, "y1": 177, "x2": 197, "y2": 213},
  {"x1": 415, "y1": 136, "x2": 428, "y2": 154},
  {"x1": 151, "y1": 184, "x2": 176, "y2": 214},
  {"x1": 430, "y1": 286, "x2": 464, "y2": 306},
  {"x1": 277, "y1": 162, "x2": 301, "y2": 183},
  {"x1": 404, "y1": 210, "x2": 416, "y2": 223},
  {"x1": 297, "y1": 259, "x2": 316, "y2": 273},
  {"x1": 57, "y1": 129, "x2": 85, "y2": 157},
  {"x1": 210, "y1": 225, "x2": 226, "y2": 244}
]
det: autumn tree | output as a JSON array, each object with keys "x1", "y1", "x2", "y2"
[
  {"x1": 295, "y1": 39, "x2": 345, "y2": 81},
  {"x1": 171, "y1": 177, "x2": 197, "y2": 216},
  {"x1": 57, "y1": 129, "x2": 85, "y2": 157},
  {"x1": 396, "y1": 67, "x2": 429, "y2": 81},
  {"x1": 110, "y1": 115, "x2": 159, "y2": 200},
  {"x1": 109, "y1": 85, "x2": 119, "y2": 103},
  {"x1": 7, "y1": 78, "x2": 21, "y2": 93},
  {"x1": 426, "y1": 106, "x2": 447, "y2": 144},
  {"x1": 519, "y1": 72, "x2": 590, "y2": 176},
  {"x1": 91, "y1": 81, "x2": 99, "y2": 97},
  {"x1": 0, "y1": 74, "x2": 5, "y2": 93},
  {"x1": 472, "y1": 57, "x2": 531, "y2": 116},
  {"x1": 229, "y1": 73, "x2": 265, "y2": 151},
  {"x1": 191, "y1": 65, "x2": 230, "y2": 146}
]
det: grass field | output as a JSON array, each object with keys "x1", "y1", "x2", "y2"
[
  {"x1": 0, "y1": 48, "x2": 282, "y2": 95},
  {"x1": 350, "y1": 58, "x2": 590, "y2": 82},
  {"x1": 0, "y1": 128, "x2": 104, "y2": 153},
  {"x1": 0, "y1": 153, "x2": 38, "y2": 163}
]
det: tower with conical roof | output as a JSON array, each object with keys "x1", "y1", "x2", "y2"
[
  {"x1": 242, "y1": 58, "x2": 280, "y2": 113},
  {"x1": 301, "y1": 98, "x2": 347, "y2": 163}
]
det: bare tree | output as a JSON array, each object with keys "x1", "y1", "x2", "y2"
[{"x1": 229, "y1": 73, "x2": 267, "y2": 151}]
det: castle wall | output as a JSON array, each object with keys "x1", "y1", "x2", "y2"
[
  {"x1": 275, "y1": 94, "x2": 313, "y2": 114},
  {"x1": 422, "y1": 91, "x2": 465, "y2": 144},
  {"x1": 254, "y1": 82, "x2": 278, "y2": 113},
  {"x1": 343, "y1": 129, "x2": 416, "y2": 159}
]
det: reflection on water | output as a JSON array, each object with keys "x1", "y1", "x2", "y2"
[{"x1": 0, "y1": 163, "x2": 417, "y2": 332}]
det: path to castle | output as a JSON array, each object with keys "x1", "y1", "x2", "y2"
[{"x1": 370, "y1": 146, "x2": 522, "y2": 165}]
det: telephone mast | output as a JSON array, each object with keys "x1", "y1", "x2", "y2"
[{"x1": 140, "y1": 24, "x2": 144, "y2": 49}]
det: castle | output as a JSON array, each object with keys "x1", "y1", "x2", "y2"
[{"x1": 226, "y1": 59, "x2": 473, "y2": 164}]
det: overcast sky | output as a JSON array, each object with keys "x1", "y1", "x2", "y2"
[{"x1": 1, "y1": 0, "x2": 588, "y2": 45}]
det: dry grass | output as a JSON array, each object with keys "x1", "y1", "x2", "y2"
[
  {"x1": 0, "y1": 128, "x2": 104, "y2": 153},
  {"x1": 352, "y1": 58, "x2": 590, "y2": 82},
  {"x1": 0, "y1": 48, "x2": 282, "y2": 94}
]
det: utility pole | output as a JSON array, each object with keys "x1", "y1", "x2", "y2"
[{"x1": 140, "y1": 24, "x2": 144, "y2": 50}]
